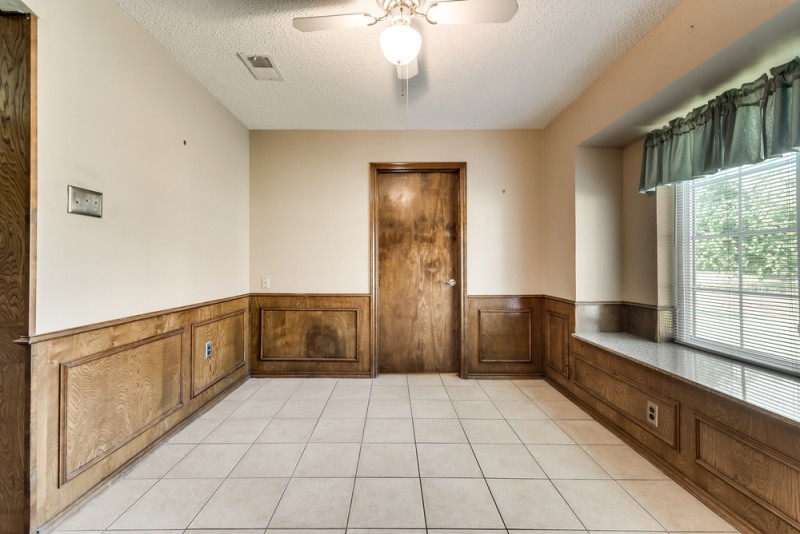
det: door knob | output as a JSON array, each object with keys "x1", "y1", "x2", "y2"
[{"x1": 442, "y1": 279, "x2": 457, "y2": 287}]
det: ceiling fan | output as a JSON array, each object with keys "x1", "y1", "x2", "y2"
[{"x1": 293, "y1": 0, "x2": 518, "y2": 79}]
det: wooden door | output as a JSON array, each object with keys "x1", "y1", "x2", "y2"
[
  {"x1": 374, "y1": 167, "x2": 463, "y2": 373},
  {"x1": 0, "y1": 12, "x2": 34, "y2": 534}
]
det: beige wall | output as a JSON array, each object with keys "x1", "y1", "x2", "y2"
[
  {"x1": 543, "y1": 0, "x2": 797, "y2": 302},
  {"x1": 250, "y1": 130, "x2": 543, "y2": 296},
  {"x1": 575, "y1": 148, "x2": 623, "y2": 302},
  {"x1": 621, "y1": 140, "x2": 658, "y2": 306},
  {"x1": 29, "y1": 0, "x2": 250, "y2": 334}
]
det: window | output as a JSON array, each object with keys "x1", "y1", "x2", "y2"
[{"x1": 675, "y1": 152, "x2": 800, "y2": 377}]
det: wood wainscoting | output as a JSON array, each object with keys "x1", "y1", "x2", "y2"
[
  {"x1": 465, "y1": 296, "x2": 543, "y2": 378},
  {"x1": 28, "y1": 296, "x2": 249, "y2": 529},
  {"x1": 250, "y1": 294, "x2": 371, "y2": 377},
  {"x1": 550, "y1": 336, "x2": 800, "y2": 534}
]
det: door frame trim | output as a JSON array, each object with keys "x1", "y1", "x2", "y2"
[{"x1": 369, "y1": 162, "x2": 467, "y2": 377}]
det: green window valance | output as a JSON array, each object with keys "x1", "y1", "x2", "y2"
[{"x1": 639, "y1": 57, "x2": 800, "y2": 193}]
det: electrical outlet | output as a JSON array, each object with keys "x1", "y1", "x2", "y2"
[
  {"x1": 204, "y1": 341, "x2": 212, "y2": 359},
  {"x1": 262, "y1": 276, "x2": 270, "y2": 289},
  {"x1": 67, "y1": 185, "x2": 103, "y2": 217},
  {"x1": 646, "y1": 401, "x2": 659, "y2": 427}
]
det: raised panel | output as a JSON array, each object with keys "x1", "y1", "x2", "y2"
[
  {"x1": 59, "y1": 331, "x2": 183, "y2": 483},
  {"x1": 573, "y1": 356, "x2": 679, "y2": 449},
  {"x1": 261, "y1": 308, "x2": 358, "y2": 361},
  {"x1": 191, "y1": 310, "x2": 246, "y2": 398},
  {"x1": 478, "y1": 310, "x2": 531, "y2": 362},
  {"x1": 545, "y1": 311, "x2": 569, "y2": 377},
  {"x1": 695, "y1": 415, "x2": 800, "y2": 528}
]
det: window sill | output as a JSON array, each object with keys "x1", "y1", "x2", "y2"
[{"x1": 572, "y1": 332, "x2": 800, "y2": 425}]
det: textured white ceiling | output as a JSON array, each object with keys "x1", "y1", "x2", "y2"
[{"x1": 113, "y1": 0, "x2": 682, "y2": 130}]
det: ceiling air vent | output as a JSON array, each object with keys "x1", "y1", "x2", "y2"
[{"x1": 238, "y1": 53, "x2": 284, "y2": 81}]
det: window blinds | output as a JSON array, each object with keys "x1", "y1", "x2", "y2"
[{"x1": 675, "y1": 152, "x2": 800, "y2": 376}]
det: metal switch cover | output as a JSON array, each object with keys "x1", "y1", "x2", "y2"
[{"x1": 68, "y1": 185, "x2": 103, "y2": 217}]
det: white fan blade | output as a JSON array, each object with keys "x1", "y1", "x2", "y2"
[
  {"x1": 293, "y1": 13, "x2": 377, "y2": 32},
  {"x1": 425, "y1": 0, "x2": 518, "y2": 25},
  {"x1": 397, "y1": 58, "x2": 419, "y2": 80}
]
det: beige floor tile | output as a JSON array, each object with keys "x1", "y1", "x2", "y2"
[
  {"x1": 330, "y1": 384, "x2": 372, "y2": 400},
  {"x1": 373, "y1": 374, "x2": 408, "y2": 385},
  {"x1": 452, "y1": 400, "x2": 503, "y2": 419},
  {"x1": 201, "y1": 399, "x2": 245, "y2": 419},
  {"x1": 554, "y1": 479, "x2": 663, "y2": 531},
  {"x1": 512, "y1": 379, "x2": 549, "y2": 387},
  {"x1": 520, "y1": 385, "x2": 567, "y2": 403},
  {"x1": 512, "y1": 530, "x2": 586, "y2": 534},
  {"x1": 321, "y1": 399, "x2": 369, "y2": 418},
  {"x1": 250, "y1": 385, "x2": 298, "y2": 401},
  {"x1": 109, "y1": 479, "x2": 221, "y2": 529},
  {"x1": 293, "y1": 442, "x2": 361, "y2": 477},
  {"x1": 275, "y1": 399, "x2": 327, "y2": 418},
  {"x1": 370, "y1": 385, "x2": 410, "y2": 400},
  {"x1": 428, "y1": 531, "x2": 511, "y2": 534},
  {"x1": 169, "y1": 418, "x2": 223, "y2": 444},
  {"x1": 203, "y1": 418, "x2": 271, "y2": 444},
  {"x1": 417, "y1": 443, "x2": 482, "y2": 477},
  {"x1": 508, "y1": 420, "x2": 575, "y2": 444},
  {"x1": 582, "y1": 444, "x2": 668, "y2": 480},
  {"x1": 125, "y1": 444, "x2": 195, "y2": 479},
  {"x1": 223, "y1": 380, "x2": 263, "y2": 401},
  {"x1": 229, "y1": 443, "x2": 305, "y2": 477},
  {"x1": 472, "y1": 444, "x2": 546, "y2": 479},
  {"x1": 407, "y1": 373, "x2": 443, "y2": 385},
  {"x1": 446, "y1": 385, "x2": 490, "y2": 400},
  {"x1": 291, "y1": 384, "x2": 335, "y2": 400},
  {"x1": 556, "y1": 419, "x2": 623, "y2": 444},
  {"x1": 479, "y1": 385, "x2": 529, "y2": 401},
  {"x1": 413, "y1": 418, "x2": 468, "y2": 443},
  {"x1": 527, "y1": 444, "x2": 610, "y2": 479},
  {"x1": 535, "y1": 400, "x2": 592, "y2": 420},
  {"x1": 357, "y1": 443, "x2": 419, "y2": 477},
  {"x1": 367, "y1": 399, "x2": 412, "y2": 418},
  {"x1": 106, "y1": 530, "x2": 186, "y2": 533},
  {"x1": 350, "y1": 530, "x2": 425, "y2": 534},
  {"x1": 348, "y1": 478, "x2": 425, "y2": 528},
  {"x1": 268, "y1": 478, "x2": 354, "y2": 528},
  {"x1": 439, "y1": 373, "x2": 466, "y2": 386},
  {"x1": 229, "y1": 400, "x2": 285, "y2": 419},
  {"x1": 165, "y1": 443, "x2": 249, "y2": 478},
  {"x1": 52, "y1": 531, "x2": 104, "y2": 534},
  {"x1": 270, "y1": 531, "x2": 345, "y2": 534},
  {"x1": 301, "y1": 378, "x2": 338, "y2": 386},
  {"x1": 461, "y1": 419, "x2": 521, "y2": 444},
  {"x1": 619, "y1": 480, "x2": 735, "y2": 532},
  {"x1": 421, "y1": 478, "x2": 505, "y2": 529},
  {"x1": 363, "y1": 418, "x2": 415, "y2": 442},
  {"x1": 487, "y1": 479, "x2": 584, "y2": 530},
  {"x1": 189, "y1": 478, "x2": 288, "y2": 529},
  {"x1": 409, "y1": 385, "x2": 449, "y2": 399},
  {"x1": 309, "y1": 417, "x2": 365, "y2": 442},
  {"x1": 493, "y1": 399, "x2": 549, "y2": 419},
  {"x1": 410, "y1": 399, "x2": 457, "y2": 418},
  {"x1": 256, "y1": 418, "x2": 316, "y2": 443},
  {"x1": 58, "y1": 479, "x2": 157, "y2": 530}
]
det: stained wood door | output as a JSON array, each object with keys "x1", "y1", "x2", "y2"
[{"x1": 376, "y1": 169, "x2": 462, "y2": 373}]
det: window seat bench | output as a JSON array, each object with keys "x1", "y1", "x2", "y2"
[{"x1": 545, "y1": 332, "x2": 800, "y2": 534}]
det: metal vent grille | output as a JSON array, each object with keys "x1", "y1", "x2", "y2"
[{"x1": 237, "y1": 53, "x2": 283, "y2": 81}]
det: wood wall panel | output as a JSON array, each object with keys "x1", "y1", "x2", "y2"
[
  {"x1": 29, "y1": 296, "x2": 249, "y2": 531},
  {"x1": 573, "y1": 356, "x2": 679, "y2": 448},
  {"x1": 251, "y1": 295, "x2": 370, "y2": 377},
  {"x1": 465, "y1": 296, "x2": 542, "y2": 377},
  {"x1": 695, "y1": 415, "x2": 800, "y2": 529},
  {"x1": 191, "y1": 310, "x2": 246, "y2": 397},
  {"x1": 261, "y1": 309, "x2": 357, "y2": 361},
  {"x1": 543, "y1": 298, "x2": 573, "y2": 380},
  {"x1": 554, "y1": 332, "x2": 800, "y2": 534},
  {"x1": 0, "y1": 13, "x2": 34, "y2": 534},
  {"x1": 60, "y1": 331, "x2": 183, "y2": 483}
]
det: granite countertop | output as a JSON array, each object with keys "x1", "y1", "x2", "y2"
[{"x1": 573, "y1": 332, "x2": 800, "y2": 425}]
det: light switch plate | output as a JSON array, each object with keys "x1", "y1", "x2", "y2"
[{"x1": 68, "y1": 185, "x2": 103, "y2": 217}]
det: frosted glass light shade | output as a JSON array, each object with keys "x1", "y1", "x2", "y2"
[{"x1": 380, "y1": 24, "x2": 421, "y2": 66}]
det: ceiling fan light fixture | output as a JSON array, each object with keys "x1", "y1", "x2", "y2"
[{"x1": 380, "y1": 23, "x2": 421, "y2": 66}]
